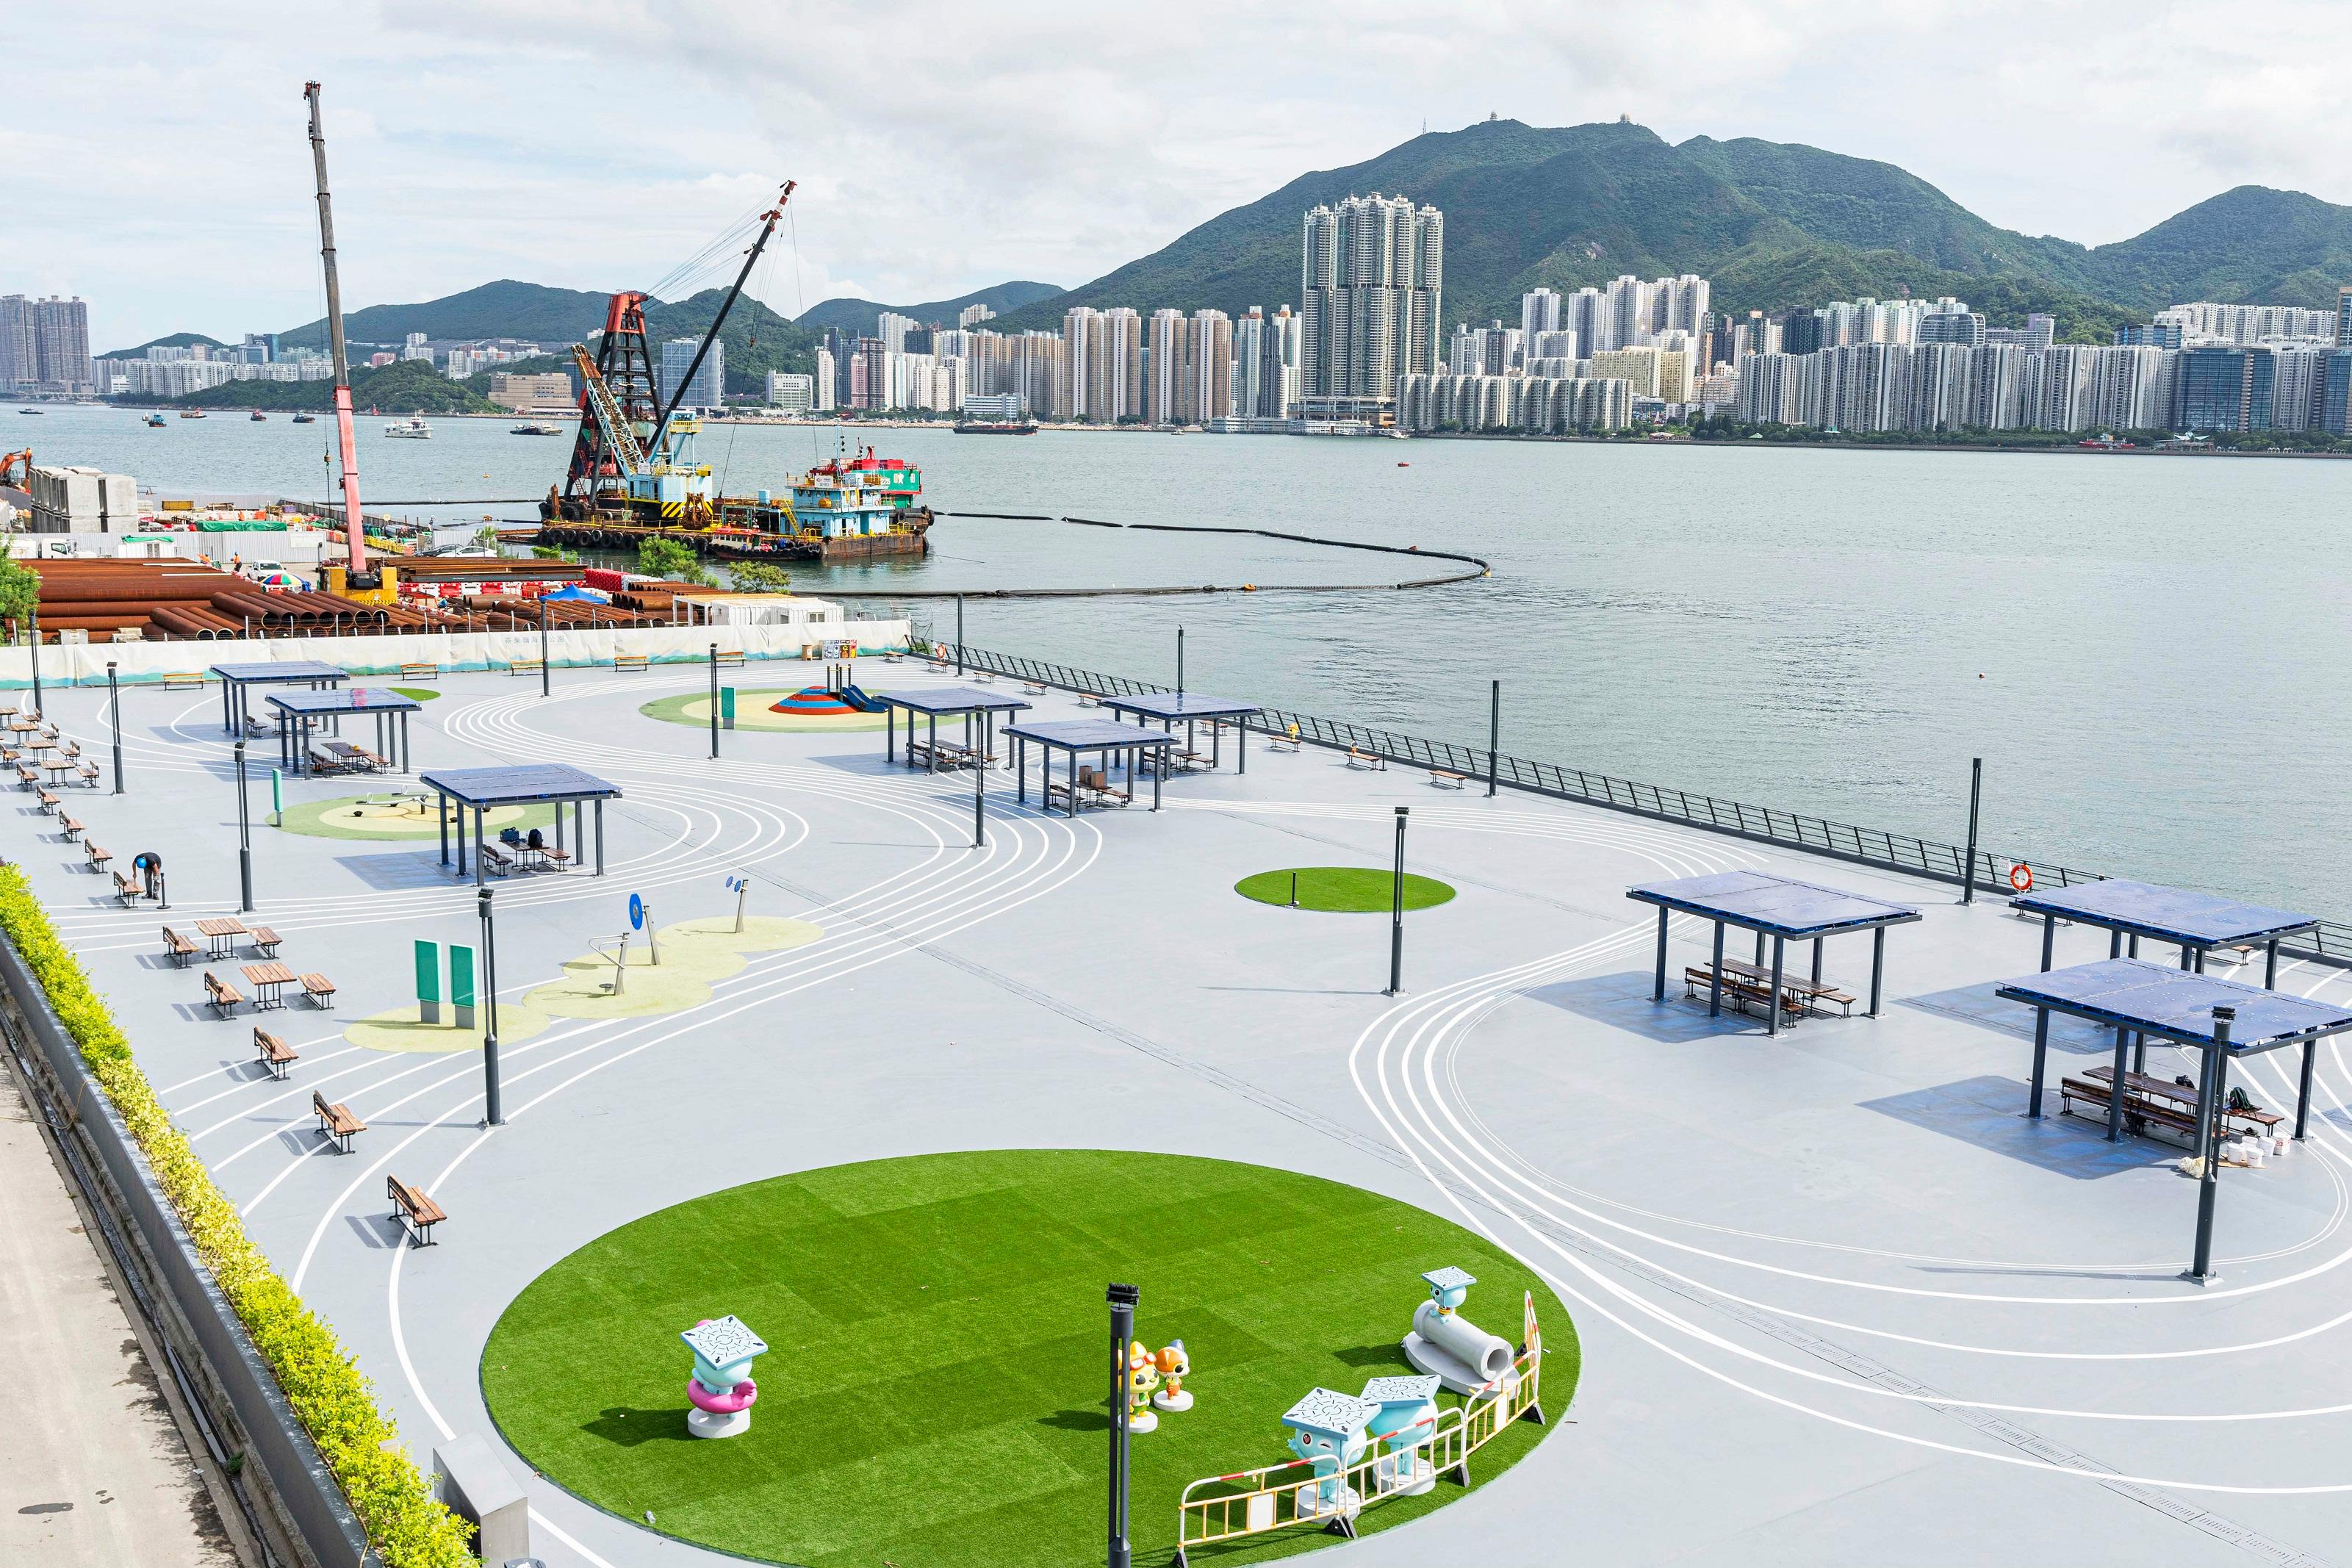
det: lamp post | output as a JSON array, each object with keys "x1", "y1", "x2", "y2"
[
  {"x1": 1176, "y1": 625, "x2": 1184, "y2": 697},
  {"x1": 1486, "y1": 678, "x2": 1500, "y2": 798},
  {"x1": 973, "y1": 730, "x2": 987, "y2": 849},
  {"x1": 2188, "y1": 1005, "x2": 2232, "y2": 1282},
  {"x1": 107, "y1": 661, "x2": 123, "y2": 794},
  {"x1": 27, "y1": 595, "x2": 40, "y2": 716},
  {"x1": 708, "y1": 643, "x2": 719, "y2": 759},
  {"x1": 1387, "y1": 806, "x2": 1409, "y2": 996},
  {"x1": 1961, "y1": 757, "x2": 1983, "y2": 905},
  {"x1": 538, "y1": 595, "x2": 550, "y2": 697},
  {"x1": 234, "y1": 740, "x2": 253, "y2": 913},
  {"x1": 954, "y1": 593, "x2": 964, "y2": 677},
  {"x1": 478, "y1": 886, "x2": 503, "y2": 1126},
  {"x1": 1105, "y1": 1282, "x2": 1139, "y2": 1568}
]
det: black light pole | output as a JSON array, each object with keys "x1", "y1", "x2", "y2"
[
  {"x1": 1486, "y1": 678, "x2": 1500, "y2": 798},
  {"x1": 107, "y1": 661, "x2": 123, "y2": 794},
  {"x1": 708, "y1": 643, "x2": 719, "y2": 759},
  {"x1": 27, "y1": 597, "x2": 40, "y2": 716},
  {"x1": 1387, "y1": 806, "x2": 1409, "y2": 996},
  {"x1": 2188, "y1": 1006, "x2": 2232, "y2": 1282},
  {"x1": 1961, "y1": 757, "x2": 1983, "y2": 905},
  {"x1": 478, "y1": 886, "x2": 503, "y2": 1126},
  {"x1": 973, "y1": 735, "x2": 987, "y2": 849},
  {"x1": 954, "y1": 594, "x2": 964, "y2": 677},
  {"x1": 1176, "y1": 626, "x2": 1184, "y2": 696},
  {"x1": 1105, "y1": 1282, "x2": 1138, "y2": 1568},
  {"x1": 538, "y1": 597, "x2": 550, "y2": 697},
  {"x1": 234, "y1": 740, "x2": 253, "y2": 913}
]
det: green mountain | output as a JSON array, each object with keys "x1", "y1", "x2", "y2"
[
  {"x1": 274, "y1": 280, "x2": 617, "y2": 350},
  {"x1": 96, "y1": 331, "x2": 227, "y2": 360},
  {"x1": 995, "y1": 118, "x2": 2352, "y2": 342},
  {"x1": 794, "y1": 281, "x2": 1063, "y2": 334},
  {"x1": 641, "y1": 289, "x2": 818, "y2": 395}
]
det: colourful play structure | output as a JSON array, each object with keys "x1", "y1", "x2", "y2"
[
  {"x1": 681, "y1": 1316, "x2": 766, "y2": 1439},
  {"x1": 1172, "y1": 1274, "x2": 1544, "y2": 1564}
]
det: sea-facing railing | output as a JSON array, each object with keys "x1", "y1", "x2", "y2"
[{"x1": 948, "y1": 642, "x2": 2352, "y2": 968}]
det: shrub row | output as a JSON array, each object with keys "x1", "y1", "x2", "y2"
[{"x1": 0, "y1": 865, "x2": 475, "y2": 1566}]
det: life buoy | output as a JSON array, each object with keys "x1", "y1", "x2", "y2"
[{"x1": 2010, "y1": 863, "x2": 2033, "y2": 893}]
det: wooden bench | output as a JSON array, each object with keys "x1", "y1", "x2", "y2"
[
  {"x1": 253, "y1": 1027, "x2": 298, "y2": 1080},
  {"x1": 1021, "y1": 680, "x2": 1048, "y2": 695},
  {"x1": 1429, "y1": 769, "x2": 1468, "y2": 790},
  {"x1": 613, "y1": 652, "x2": 649, "y2": 673},
  {"x1": 478, "y1": 842, "x2": 515, "y2": 877},
  {"x1": 160, "y1": 927, "x2": 198, "y2": 967},
  {"x1": 202, "y1": 971, "x2": 242, "y2": 1018},
  {"x1": 248, "y1": 925, "x2": 282, "y2": 957},
  {"x1": 1265, "y1": 728, "x2": 1301, "y2": 753},
  {"x1": 84, "y1": 840, "x2": 111, "y2": 871},
  {"x1": 1681, "y1": 965, "x2": 1807, "y2": 1024},
  {"x1": 162, "y1": 672, "x2": 205, "y2": 690},
  {"x1": 1076, "y1": 692, "x2": 1103, "y2": 707},
  {"x1": 73, "y1": 760, "x2": 98, "y2": 787},
  {"x1": 2060, "y1": 1076, "x2": 2198, "y2": 1140},
  {"x1": 36, "y1": 788, "x2": 59, "y2": 813},
  {"x1": 387, "y1": 1176, "x2": 446, "y2": 1245},
  {"x1": 58, "y1": 815, "x2": 83, "y2": 842},
  {"x1": 112, "y1": 870, "x2": 142, "y2": 906},
  {"x1": 505, "y1": 657, "x2": 544, "y2": 677},
  {"x1": 312, "y1": 1090, "x2": 364, "y2": 1152},
  {"x1": 299, "y1": 971, "x2": 337, "y2": 1008},
  {"x1": 398, "y1": 662, "x2": 440, "y2": 681},
  {"x1": 1345, "y1": 748, "x2": 1386, "y2": 772}
]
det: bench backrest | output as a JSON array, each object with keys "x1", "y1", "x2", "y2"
[{"x1": 312, "y1": 1090, "x2": 331, "y2": 1117}]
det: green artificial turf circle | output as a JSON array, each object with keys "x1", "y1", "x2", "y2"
[
  {"x1": 482, "y1": 1149, "x2": 1573, "y2": 1567},
  {"x1": 1235, "y1": 867, "x2": 1457, "y2": 913},
  {"x1": 389, "y1": 686, "x2": 439, "y2": 701}
]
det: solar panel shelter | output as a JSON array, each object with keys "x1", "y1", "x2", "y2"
[
  {"x1": 1995, "y1": 960, "x2": 2352, "y2": 1278},
  {"x1": 211, "y1": 661, "x2": 347, "y2": 736},
  {"x1": 1099, "y1": 691, "x2": 1259, "y2": 774},
  {"x1": 877, "y1": 688, "x2": 1032, "y2": 772},
  {"x1": 1003, "y1": 719, "x2": 1176, "y2": 816},
  {"x1": 421, "y1": 763, "x2": 622, "y2": 884},
  {"x1": 2011, "y1": 878, "x2": 2317, "y2": 988},
  {"x1": 1629, "y1": 870, "x2": 1923, "y2": 1035},
  {"x1": 268, "y1": 687, "x2": 420, "y2": 777}
]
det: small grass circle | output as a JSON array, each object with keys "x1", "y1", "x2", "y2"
[
  {"x1": 482, "y1": 1150, "x2": 1570, "y2": 1567},
  {"x1": 1237, "y1": 866, "x2": 1456, "y2": 913},
  {"x1": 388, "y1": 686, "x2": 439, "y2": 701}
]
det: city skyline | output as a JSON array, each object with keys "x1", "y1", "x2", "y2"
[{"x1": 13, "y1": 4, "x2": 2352, "y2": 350}]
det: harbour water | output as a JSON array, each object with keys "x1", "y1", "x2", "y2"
[{"x1": 25, "y1": 401, "x2": 2352, "y2": 914}]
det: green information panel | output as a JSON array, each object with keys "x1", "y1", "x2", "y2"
[{"x1": 414, "y1": 939, "x2": 441, "y2": 1024}]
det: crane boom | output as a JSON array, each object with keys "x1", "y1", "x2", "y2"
[
  {"x1": 570, "y1": 345, "x2": 648, "y2": 475},
  {"x1": 303, "y1": 80, "x2": 367, "y2": 573},
  {"x1": 649, "y1": 181, "x2": 794, "y2": 453}
]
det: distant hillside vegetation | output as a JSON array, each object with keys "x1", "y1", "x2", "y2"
[
  {"x1": 273, "y1": 280, "x2": 618, "y2": 350},
  {"x1": 794, "y1": 280, "x2": 1063, "y2": 334},
  {"x1": 96, "y1": 331, "x2": 228, "y2": 360},
  {"x1": 125, "y1": 357, "x2": 496, "y2": 414},
  {"x1": 994, "y1": 119, "x2": 2352, "y2": 342}
]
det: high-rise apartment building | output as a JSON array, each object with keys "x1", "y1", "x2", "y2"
[
  {"x1": 1520, "y1": 289, "x2": 1561, "y2": 354},
  {"x1": 659, "y1": 336, "x2": 725, "y2": 410},
  {"x1": 1147, "y1": 309, "x2": 1191, "y2": 425},
  {"x1": 1301, "y1": 193, "x2": 1442, "y2": 403},
  {"x1": 1231, "y1": 306, "x2": 1300, "y2": 419},
  {"x1": 877, "y1": 312, "x2": 916, "y2": 354},
  {"x1": 1060, "y1": 307, "x2": 1143, "y2": 423},
  {"x1": 0, "y1": 296, "x2": 31, "y2": 388},
  {"x1": 957, "y1": 303, "x2": 996, "y2": 329},
  {"x1": 4, "y1": 296, "x2": 93, "y2": 392},
  {"x1": 2339, "y1": 287, "x2": 2352, "y2": 348}
]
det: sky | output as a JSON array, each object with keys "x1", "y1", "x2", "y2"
[{"x1": 12, "y1": 1, "x2": 2351, "y2": 350}]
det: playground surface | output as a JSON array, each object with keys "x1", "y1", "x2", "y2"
[
  {"x1": 18, "y1": 656, "x2": 2352, "y2": 1568},
  {"x1": 483, "y1": 1149, "x2": 1566, "y2": 1567}
]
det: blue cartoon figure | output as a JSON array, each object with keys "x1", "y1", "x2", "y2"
[
  {"x1": 1282, "y1": 1388, "x2": 1374, "y2": 1520},
  {"x1": 1359, "y1": 1374, "x2": 1442, "y2": 1495}
]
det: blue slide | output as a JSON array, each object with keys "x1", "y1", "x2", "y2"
[{"x1": 835, "y1": 683, "x2": 885, "y2": 713}]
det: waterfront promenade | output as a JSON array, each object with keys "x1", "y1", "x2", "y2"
[{"x1": 12, "y1": 663, "x2": 2352, "y2": 1566}]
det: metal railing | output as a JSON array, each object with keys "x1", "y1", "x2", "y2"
[{"x1": 943, "y1": 641, "x2": 2352, "y2": 968}]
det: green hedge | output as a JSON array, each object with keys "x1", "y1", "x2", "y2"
[{"x1": 0, "y1": 866, "x2": 475, "y2": 1566}]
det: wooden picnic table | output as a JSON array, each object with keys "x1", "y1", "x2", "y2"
[
  {"x1": 196, "y1": 916, "x2": 248, "y2": 958},
  {"x1": 1715, "y1": 957, "x2": 1837, "y2": 999},
  {"x1": 2082, "y1": 1064, "x2": 2284, "y2": 1134},
  {"x1": 40, "y1": 757, "x2": 71, "y2": 786},
  {"x1": 241, "y1": 960, "x2": 296, "y2": 1010}
]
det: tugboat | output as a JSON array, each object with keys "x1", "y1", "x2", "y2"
[
  {"x1": 179, "y1": 409, "x2": 208, "y2": 419},
  {"x1": 144, "y1": 412, "x2": 166, "y2": 427},
  {"x1": 291, "y1": 411, "x2": 316, "y2": 424},
  {"x1": 251, "y1": 410, "x2": 268, "y2": 421}
]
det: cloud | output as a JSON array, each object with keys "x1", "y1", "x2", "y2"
[{"x1": 8, "y1": 1, "x2": 2350, "y2": 348}]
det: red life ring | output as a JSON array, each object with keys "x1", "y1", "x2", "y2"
[{"x1": 2010, "y1": 863, "x2": 2033, "y2": 893}]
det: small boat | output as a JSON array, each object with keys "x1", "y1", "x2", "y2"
[
  {"x1": 952, "y1": 420, "x2": 1039, "y2": 435},
  {"x1": 385, "y1": 413, "x2": 432, "y2": 439},
  {"x1": 145, "y1": 413, "x2": 166, "y2": 428},
  {"x1": 508, "y1": 420, "x2": 566, "y2": 436},
  {"x1": 250, "y1": 411, "x2": 268, "y2": 422},
  {"x1": 291, "y1": 412, "x2": 316, "y2": 424},
  {"x1": 1396, "y1": 461, "x2": 1409, "y2": 467},
  {"x1": 16, "y1": 408, "x2": 40, "y2": 415},
  {"x1": 179, "y1": 409, "x2": 208, "y2": 420}
]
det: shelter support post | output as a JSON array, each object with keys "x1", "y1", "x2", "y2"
[
  {"x1": 1811, "y1": 938, "x2": 1823, "y2": 987},
  {"x1": 2028, "y1": 1007, "x2": 2049, "y2": 1118},
  {"x1": 2267, "y1": 941, "x2": 2280, "y2": 990},
  {"x1": 1869, "y1": 927, "x2": 1885, "y2": 1016},
  {"x1": 1767, "y1": 936, "x2": 1785, "y2": 1037},
  {"x1": 1652, "y1": 907, "x2": 1669, "y2": 1001},
  {"x1": 2039, "y1": 913, "x2": 2055, "y2": 971},
  {"x1": 2110, "y1": 932, "x2": 2122, "y2": 959},
  {"x1": 2189, "y1": 1009, "x2": 2234, "y2": 1282},
  {"x1": 1151, "y1": 751, "x2": 1161, "y2": 811},
  {"x1": 2106, "y1": 1026, "x2": 2129, "y2": 1142},
  {"x1": 1708, "y1": 923, "x2": 1725, "y2": 1017},
  {"x1": 1754, "y1": 929, "x2": 1765, "y2": 967},
  {"x1": 885, "y1": 705, "x2": 893, "y2": 764},
  {"x1": 2298, "y1": 1040, "x2": 2315, "y2": 1141},
  {"x1": 471, "y1": 805, "x2": 483, "y2": 885},
  {"x1": 437, "y1": 789, "x2": 447, "y2": 866}
]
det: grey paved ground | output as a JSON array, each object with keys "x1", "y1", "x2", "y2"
[
  {"x1": 12, "y1": 663, "x2": 2352, "y2": 1567},
  {"x1": 0, "y1": 1058, "x2": 242, "y2": 1567}
]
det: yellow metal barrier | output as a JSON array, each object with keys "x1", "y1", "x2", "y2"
[{"x1": 1173, "y1": 1292, "x2": 1547, "y2": 1565}]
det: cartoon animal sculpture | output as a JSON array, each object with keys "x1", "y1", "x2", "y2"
[
  {"x1": 1283, "y1": 1389, "x2": 1375, "y2": 1517},
  {"x1": 1125, "y1": 1339, "x2": 1162, "y2": 1432},
  {"x1": 1151, "y1": 1340, "x2": 1193, "y2": 1412}
]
